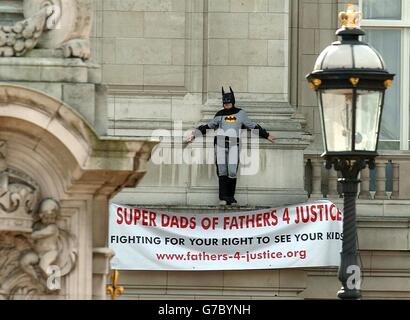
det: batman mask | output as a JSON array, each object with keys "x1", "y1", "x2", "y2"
[{"x1": 222, "y1": 87, "x2": 236, "y2": 106}]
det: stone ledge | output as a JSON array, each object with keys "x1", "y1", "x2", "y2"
[
  {"x1": 328, "y1": 198, "x2": 410, "y2": 218},
  {"x1": 202, "y1": 102, "x2": 296, "y2": 117},
  {"x1": 25, "y1": 49, "x2": 65, "y2": 59},
  {"x1": 109, "y1": 204, "x2": 272, "y2": 213},
  {"x1": 114, "y1": 269, "x2": 306, "y2": 299},
  {"x1": 0, "y1": 1, "x2": 23, "y2": 14},
  {"x1": 0, "y1": 57, "x2": 92, "y2": 83}
]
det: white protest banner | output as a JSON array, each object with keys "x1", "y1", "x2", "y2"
[{"x1": 109, "y1": 200, "x2": 342, "y2": 271}]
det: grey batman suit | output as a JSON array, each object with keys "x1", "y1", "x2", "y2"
[{"x1": 196, "y1": 105, "x2": 269, "y2": 205}]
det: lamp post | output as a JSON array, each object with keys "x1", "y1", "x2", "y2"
[{"x1": 306, "y1": 4, "x2": 394, "y2": 300}]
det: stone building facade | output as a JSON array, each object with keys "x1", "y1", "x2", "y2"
[{"x1": 0, "y1": 0, "x2": 409, "y2": 300}]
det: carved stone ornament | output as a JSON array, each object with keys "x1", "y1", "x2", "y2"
[
  {"x1": 0, "y1": 6, "x2": 51, "y2": 57},
  {"x1": 0, "y1": 0, "x2": 93, "y2": 59},
  {"x1": 0, "y1": 142, "x2": 77, "y2": 300}
]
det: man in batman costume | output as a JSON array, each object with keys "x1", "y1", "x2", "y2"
[{"x1": 187, "y1": 87, "x2": 276, "y2": 206}]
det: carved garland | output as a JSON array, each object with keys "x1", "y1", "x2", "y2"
[
  {"x1": 0, "y1": 0, "x2": 92, "y2": 59},
  {"x1": 0, "y1": 7, "x2": 51, "y2": 57}
]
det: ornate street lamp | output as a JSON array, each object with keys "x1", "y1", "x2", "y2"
[{"x1": 306, "y1": 4, "x2": 394, "y2": 299}]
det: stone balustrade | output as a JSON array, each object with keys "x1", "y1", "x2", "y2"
[{"x1": 304, "y1": 152, "x2": 408, "y2": 200}]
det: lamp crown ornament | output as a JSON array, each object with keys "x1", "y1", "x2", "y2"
[{"x1": 338, "y1": 4, "x2": 362, "y2": 29}]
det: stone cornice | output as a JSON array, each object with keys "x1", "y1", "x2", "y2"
[{"x1": 0, "y1": 84, "x2": 159, "y2": 196}]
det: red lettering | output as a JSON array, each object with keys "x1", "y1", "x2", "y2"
[
  {"x1": 133, "y1": 209, "x2": 141, "y2": 224},
  {"x1": 162, "y1": 214, "x2": 170, "y2": 227},
  {"x1": 149, "y1": 211, "x2": 157, "y2": 226},
  {"x1": 161, "y1": 214, "x2": 196, "y2": 229},
  {"x1": 124, "y1": 207, "x2": 132, "y2": 225},
  {"x1": 263, "y1": 212, "x2": 271, "y2": 226},
  {"x1": 116, "y1": 207, "x2": 124, "y2": 224},
  {"x1": 115, "y1": 208, "x2": 157, "y2": 226},
  {"x1": 337, "y1": 208, "x2": 342, "y2": 221},
  {"x1": 223, "y1": 211, "x2": 279, "y2": 230},
  {"x1": 223, "y1": 216, "x2": 229, "y2": 230},
  {"x1": 271, "y1": 210, "x2": 278, "y2": 226},
  {"x1": 317, "y1": 204, "x2": 324, "y2": 220},
  {"x1": 256, "y1": 213, "x2": 263, "y2": 227},
  {"x1": 310, "y1": 205, "x2": 317, "y2": 222},
  {"x1": 329, "y1": 204, "x2": 337, "y2": 221}
]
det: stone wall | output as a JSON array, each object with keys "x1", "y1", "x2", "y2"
[
  {"x1": 206, "y1": 0, "x2": 289, "y2": 102},
  {"x1": 93, "y1": 0, "x2": 290, "y2": 103},
  {"x1": 95, "y1": 0, "x2": 187, "y2": 88}
]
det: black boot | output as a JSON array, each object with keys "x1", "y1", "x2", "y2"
[
  {"x1": 218, "y1": 176, "x2": 230, "y2": 205},
  {"x1": 227, "y1": 178, "x2": 238, "y2": 205}
]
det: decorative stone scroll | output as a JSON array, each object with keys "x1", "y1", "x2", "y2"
[{"x1": 0, "y1": 141, "x2": 39, "y2": 233}]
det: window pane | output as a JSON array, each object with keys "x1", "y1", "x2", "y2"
[
  {"x1": 363, "y1": 0, "x2": 401, "y2": 20},
  {"x1": 355, "y1": 91, "x2": 383, "y2": 152},
  {"x1": 365, "y1": 29, "x2": 401, "y2": 149},
  {"x1": 320, "y1": 90, "x2": 353, "y2": 152}
]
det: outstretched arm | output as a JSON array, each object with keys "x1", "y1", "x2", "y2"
[
  {"x1": 186, "y1": 115, "x2": 220, "y2": 143},
  {"x1": 241, "y1": 111, "x2": 276, "y2": 143}
]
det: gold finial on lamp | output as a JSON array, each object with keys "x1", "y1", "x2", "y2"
[
  {"x1": 339, "y1": 4, "x2": 362, "y2": 29},
  {"x1": 350, "y1": 77, "x2": 360, "y2": 87},
  {"x1": 384, "y1": 79, "x2": 393, "y2": 88}
]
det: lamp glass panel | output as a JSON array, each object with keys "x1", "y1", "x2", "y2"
[
  {"x1": 321, "y1": 45, "x2": 353, "y2": 69},
  {"x1": 353, "y1": 45, "x2": 384, "y2": 69},
  {"x1": 320, "y1": 90, "x2": 354, "y2": 152},
  {"x1": 355, "y1": 90, "x2": 383, "y2": 152}
]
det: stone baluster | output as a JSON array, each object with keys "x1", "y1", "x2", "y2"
[
  {"x1": 385, "y1": 160, "x2": 393, "y2": 200},
  {"x1": 375, "y1": 161, "x2": 386, "y2": 199},
  {"x1": 359, "y1": 167, "x2": 370, "y2": 199},
  {"x1": 311, "y1": 157, "x2": 324, "y2": 198},
  {"x1": 392, "y1": 161, "x2": 399, "y2": 199},
  {"x1": 305, "y1": 159, "x2": 313, "y2": 198},
  {"x1": 327, "y1": 168, "x2": 340, "y2": 198},
  {"x1": 321, "y1": 166, "x2": 329, "y2": 198}
]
